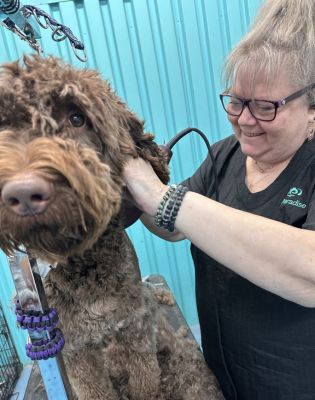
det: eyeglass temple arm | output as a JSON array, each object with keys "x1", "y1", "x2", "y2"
[{"x1": 279, "y1": 83, "x2": 315, "y2": 106}]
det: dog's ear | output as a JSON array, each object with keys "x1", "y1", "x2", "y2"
[
  {"x1": 118, "y1": 111, "x2": 172, "y2": 228},
  {"x1": 57, "y1": 69, "x2": 169, "y2": 184},
  {"x1": 122, "y1": 110, "x2": 170, "y2": 184}
]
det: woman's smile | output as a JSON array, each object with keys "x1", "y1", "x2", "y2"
[{"x1": 241, "y1": 131, "x2": 265, "y2": 137}]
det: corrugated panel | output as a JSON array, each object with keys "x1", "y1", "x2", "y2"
[{"x1": 0, "y1": 0, "x2": 262, "y2": 326}]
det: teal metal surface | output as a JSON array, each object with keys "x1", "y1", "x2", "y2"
[
  {"x1": 0, "y1": 1, "x2": 262, "y2": 332},
  {"x1": 37, "y1": 358, "x2": 68, "y2": 400}
]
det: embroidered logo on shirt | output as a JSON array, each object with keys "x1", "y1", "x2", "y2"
[
  {"x1": 287, "y1": 187, "x2": 303, "y2": 197},
  {"x1": 281, "y1": 187, "x2": 306, "y2": 208}
]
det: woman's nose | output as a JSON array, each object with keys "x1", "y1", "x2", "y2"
[{"x1": 237, "y1": 105, "x2": 258, "y2": 125}]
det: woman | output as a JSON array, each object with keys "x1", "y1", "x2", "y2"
[{"x1": 123, "y1": 1, "x2": 315, "y2": 398}]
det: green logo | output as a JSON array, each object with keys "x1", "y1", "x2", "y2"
[
  {"x1": 287, "y1": 187, "x2": 302, "y2": 197},
  {"x1": 281, "y1": 187, "x2": 306, "y2": 208}
]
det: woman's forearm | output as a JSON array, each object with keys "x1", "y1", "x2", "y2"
[
  {"x1": 174, "y1": 191, "x2": 315, "y2": 307},
  {"x1": 140, "y1": 213, "x2": 185, "y2": 242}
]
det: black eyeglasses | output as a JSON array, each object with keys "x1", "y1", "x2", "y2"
[{"x1": 220, "y1": 83, "x2": 315, "y2": 122}]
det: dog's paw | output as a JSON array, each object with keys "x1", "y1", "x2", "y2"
[
  {"x1": 142, "y1": 275, "x2": 176, "y2": 306},
  {"x1": 153, "y1": 288, "x2": 176, "y2": 306},
  {"x1": 176, "y1": 325, "x2": 189, "y2": 338}
]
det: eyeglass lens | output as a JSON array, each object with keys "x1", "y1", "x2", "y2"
[{"x1": 221, "y1": 96, "x2": 276, "y2": 121}]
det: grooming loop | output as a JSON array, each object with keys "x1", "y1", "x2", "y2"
[{"x1": 22, "y1": 5, "x2": 87, "y2": 61}]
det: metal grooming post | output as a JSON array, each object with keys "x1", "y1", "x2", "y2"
[
  {"x1": 7, "y1": 250, "x2": 74, "y2": 400},
  {"x1": 0, "y1": 0, "x2": 41, "y2": 38}
]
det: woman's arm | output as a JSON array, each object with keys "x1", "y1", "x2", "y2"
[
  {"x1": 123, "y1": 157, "x2": 315, "y2": 307},
  {"x1": 175, "y1": 191, "x2": 315, "y2": 307},
  {"x1": 140, "y1": 213, "x2": 185, "y2": 242}
]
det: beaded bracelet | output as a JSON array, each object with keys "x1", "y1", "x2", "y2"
[
  {"x1": 155, "y1": 184, "x2": 188, "y2": 232},
  {"x1": 154, "y1": 184, "x2": 177, "y2": 227},
  {"x1": 164, "y1": 185, "x2": 188, "y2": 232}
]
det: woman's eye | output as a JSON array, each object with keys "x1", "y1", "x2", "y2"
[{"x1": 69, "y1": 113, "x2": 86, "y2": 127}]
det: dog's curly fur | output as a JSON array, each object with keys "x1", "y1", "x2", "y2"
[{"x1": 0, "y1": 56, "x2": 224, "y2": 399}]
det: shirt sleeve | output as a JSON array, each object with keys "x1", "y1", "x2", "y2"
[
  {"x1": 181, "y1": 134, "x2": 237, "y2": 197},
  {"x1": 181, "y1": 155, "x2": 213, "y2": 196}
]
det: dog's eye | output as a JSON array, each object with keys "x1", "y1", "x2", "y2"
[{"x1": 69, "y1": 113, "x2": 86, "y2": 128}]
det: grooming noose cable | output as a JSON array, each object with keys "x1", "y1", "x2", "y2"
[{"x1": 165, "y1": 127, "x2": 219, "y2": 201}]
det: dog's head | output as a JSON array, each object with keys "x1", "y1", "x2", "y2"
[{"x1": 0, "y1": 55, "x2": 169, "y2": 262}]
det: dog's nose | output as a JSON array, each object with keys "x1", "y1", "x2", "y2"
[{"x1": 1, "y1": 175, "x2": 53, "y2": 216}]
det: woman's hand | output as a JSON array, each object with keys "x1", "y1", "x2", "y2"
[{"x1": 123, "y1": 157, "x2": 169, "y2": 217}]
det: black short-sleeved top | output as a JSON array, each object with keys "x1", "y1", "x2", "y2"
[{"x1": 182, "y1": 135, "x2": 315, "y2": 400}]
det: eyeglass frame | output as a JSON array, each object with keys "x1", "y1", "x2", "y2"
[{"x1": 219, "y1": 82, "x2": 315, "y2": 122}]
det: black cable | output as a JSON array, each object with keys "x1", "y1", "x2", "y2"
[{"x1": 165, "y1": 127, "x2": 219, "y2": 201}]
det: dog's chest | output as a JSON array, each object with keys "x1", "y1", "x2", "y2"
[{"x1": 44, "y1": 259, "x2": 142, "y2": 348}]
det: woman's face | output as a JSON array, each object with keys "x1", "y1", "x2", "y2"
[{"x1": 228, "y1": 73, "x2": 314, "y2": 164}]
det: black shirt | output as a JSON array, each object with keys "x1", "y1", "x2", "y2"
[{"x1": 183, "y1": 135, "x2": 315, "y2": 400}]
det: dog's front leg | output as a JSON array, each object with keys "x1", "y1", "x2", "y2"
[
  {"x1": 64, "y1": 348, "x2": 120, "y2": 400},
  {"x1": 105, "y1": 343, "x2": 162, "y2": 400},
  {"x1": 127, "y1": 351, "x2": 162, "y2": 399}
]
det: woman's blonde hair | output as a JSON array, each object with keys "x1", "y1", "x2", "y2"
[{"x1": 222, "y1": 0, "x2": 315, "y2": 106}]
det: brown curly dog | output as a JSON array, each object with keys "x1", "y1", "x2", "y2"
[{"x1": 0, "y1": 56, "x2": 223, "y2": 400}]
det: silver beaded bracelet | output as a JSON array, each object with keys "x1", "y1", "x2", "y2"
[
  {"x1": 154, "y1": 184, "x2": 188, "y2": 232},
  {"x1": 154, "y1": 184, "x2": 177, "y2": 227}
]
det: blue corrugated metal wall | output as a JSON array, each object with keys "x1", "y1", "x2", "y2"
[{"x1": 0, "y1": 0, "x2": 262, "y2": 332}]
